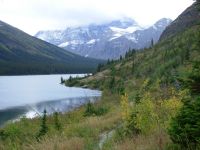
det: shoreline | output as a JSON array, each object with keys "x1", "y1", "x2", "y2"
[{"x1": 0, "y1": 95, "x2": 101, "y2": 128}]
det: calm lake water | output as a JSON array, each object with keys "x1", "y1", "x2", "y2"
[{"x1": 0, "y1": 74, "x2": 101, "y2": 126}]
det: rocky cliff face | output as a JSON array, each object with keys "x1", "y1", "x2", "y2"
[{"x1": 36, "y1": 18, "x2": 172, "y2": 59}]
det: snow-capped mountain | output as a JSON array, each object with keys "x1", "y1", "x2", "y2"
[{"x1": 35, "y1": 18, "x2": 172, "y2": 59}]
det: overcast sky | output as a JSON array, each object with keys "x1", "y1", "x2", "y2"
[{"x1": 0, "y1": 0, "x2": 194, "y2": 35}]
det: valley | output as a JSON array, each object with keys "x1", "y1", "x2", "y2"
[{"x1": 0, "y1": 1, "x2": 199, "y2": 150}]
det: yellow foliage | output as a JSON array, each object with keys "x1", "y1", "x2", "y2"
[
  {"x1": 141, "y1": 78, "x2": 150, "y2": 90},
  {"x1": 134, "y1": 92, "x2": 183, "y2": 134},
  {"x1": 159, "y1": 97, "x2": 183, "y2": 129},
  {"x1": 135, "y1": 93, "x2": 158, "y2": 134},
  {"x1": 120, "y1": 93, "x2": 130, "y2": 128}
]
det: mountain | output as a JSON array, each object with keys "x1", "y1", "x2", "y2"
[
  {"x1": 160, "y1": 2, "x2": 200, "y2": 41},
  {"x1": 35, "y1": 18, "x2": 172, "y2": 60},
  {"x1": 0, "y1": 20, "x2": 104, "y2": 75}
]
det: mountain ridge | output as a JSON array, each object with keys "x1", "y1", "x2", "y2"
[
  {"x1": 160, "y1": 2, "x2": 200, "y2": 41},
  {"x1": 35, "y1": 18, "x2": 172, "y2": 60},
  {"x1": 0, "y1": 20, "x2": 104, "y2": 75}
]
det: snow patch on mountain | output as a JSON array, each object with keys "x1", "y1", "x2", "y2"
[
  {"x1": 35, "y1": 17, "x2": 172, "y2": 59},
  {"x1": 126, "y1": 36, "x2": 137, "y2": 42},
  {"x1": 87, "y1": 39, "x2": 99, "y2": 44},
  {"x1": 109, "y1": 33, "x2": 122, "y2": 41},
  {"x1": 70, "y1": 40, "x2": 84, "y2": 45},
  {"x1": 59, "y1": 40, "x2": 84, "y2": 47},
  {"x1": 110, "y1": 26, "x2": 141, "y2": 35},
  {"x1": 59, "y1": 41, "x2": 69, "y2": 47},
  {"x1": 109, "y1": 25, "x2": 142, "y2": 41}
]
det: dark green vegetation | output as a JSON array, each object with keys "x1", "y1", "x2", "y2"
[
  {"x1": 36, "y1": 109, "x2": 48, "y2": 140},
  {"x1": 84, "y1": 101, "x2": 109, "y2": 117},
  {"x1": 0, "y1": 2, "x2": 200, "y2": 150},
  {"x1": 0, "y1": 20, "x2": 104, "y2": 75},
  {"x1": 169, "y1": 62, "x2": 200, "y2": 149}
]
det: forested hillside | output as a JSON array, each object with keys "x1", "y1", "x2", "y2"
[{"x1": 0, "y1": 21, "x2": 104, "y2": 75}]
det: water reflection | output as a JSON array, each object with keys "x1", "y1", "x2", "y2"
[{"x1": 0, "y1": 96, "x2": 100, "y2": 126}]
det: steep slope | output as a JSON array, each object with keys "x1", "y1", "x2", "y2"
[
  {"x1": 35, "y1": 18, "x2": 172, "y2": 59},
  {"x1": 160, "y1": 2, "x2": 200, "y2": 40},
  {"x1": 0, "y1": 21, "x2": 104, "y2": 75}
]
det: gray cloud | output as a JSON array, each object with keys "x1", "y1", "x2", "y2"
[{"x1": 0, "y1": 0, "x2": 194, "y2": 35}]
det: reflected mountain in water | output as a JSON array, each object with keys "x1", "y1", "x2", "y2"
[{"x1": 0, "y1": 96, "x2": 100, "y2": 126}]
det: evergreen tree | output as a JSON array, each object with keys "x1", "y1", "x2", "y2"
[
  {"x1": 169, "y1": 61, "x2": 200, "y2": 148},
  {"x1": 120, "y1": 55, "x2": 123, "y2": 61},
  {"x1": 169, "y1": 97, "x2": 200, "y2": 148},
  {"x1": 179, "y1": 61, "x2": 200, "y2": 95},
  {"x1": 60, "y1": 77, "x2": 64, "y2": 84},
  {"x1": 53, "y1": 112, "x2": 62, "y2": 131},
  {"x1": 107, "y1": 59, "x2": 110, "y2": 65},
  {"x1": 97, "y1": 64, "x2": 103, "y2": 72},
  {"x1": 151, "y1": 38, "x2": 154, "y2": 47},
  {"x1": 84, "y1": 101, "x2": 95, "y2": 116},
  {"x1": 109, "y1": 76, "x2": 115, "y2": 90},
  {"x1": 68, "y1": 76, "x2": 73, "y2": 82},
  {"x1": 37, "y1": 109, "x2": 48, "y2": 139},
  {"x1": 111, "y1": 66, "x2": 116, "y2": 76}
]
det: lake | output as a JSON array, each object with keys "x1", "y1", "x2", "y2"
[{"x1": 0, "y1": 74, "x2": 101, "y2": 126}]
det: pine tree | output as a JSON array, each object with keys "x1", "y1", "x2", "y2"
[
  {"x1": 169, "y1": 61, "x2": 200, "y2": 148},
  {"x1": 69, "y1": 76, "x2": 72, "y2": 82},
  {"x1": 180, "y1": 61, "x2": 200, "y2": 95},
  {"x1": 60, "y1": 77, "x2": 64, "y2": 84},
  {"x1": 169, "y1": 97, "x2": 200, "y2": 148},
  {"x1": 97, "y1": 64, "x2": 103, "y2": 72},
  {"x1": 107, "y1": 59, "x2": 110, "y2": 65},
  {"x1": 37, "y1": 109, "x2": 48, "y2": 140},
  {"x1": 109, "y1": 76, "x2": 115, "y2": 90},
  {"x1": 151, "y1": 38, "x2": 154, "y2": 47},
  {"x1": 120, "y1": 55, "x2": 123, "y2": 61},
  {"x1": 84, "y1": 101, "x2": 95, "y2": 116},
  {"x1": 54, "y1": 112, "x2": 62, "y2": 131}
]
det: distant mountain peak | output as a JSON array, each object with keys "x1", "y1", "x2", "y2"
[{"x1": 35, "y1": 17, "x2": 171, "y2": 60}]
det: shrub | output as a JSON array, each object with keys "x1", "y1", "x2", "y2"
[
  {"x1": 168, "y1": 97, "x2": 200, "y2": 148},
  {"x1": 135, "y1": 93, "x2": 158, "y2": 134},
  {"x1": 120, "y1": 93, "x2": 139, "y2": 135},
  {"x1": 84, "y1": 102, "x2": 108, "y2": 116},
  {"x1": 84, "y1": 102, "x2": 96, "y2": 116},
  {"x1": 121, "y1": 93, "x2": 130, "y2": 128},
  {"x1": 94, "y1": 107, "x2": 109, "y2": 116}
]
